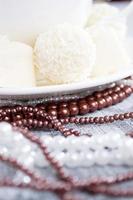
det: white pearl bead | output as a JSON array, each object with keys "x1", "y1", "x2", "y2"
[
  {"x1": 84, "y1": 153, "x2": 95, "y2": 167},
  {"x1": 41, "y1": 136, "x2": 56, "y2": 151},
  {"x1": 112, "y1": 152, "x2": 122, "y2": 165},
  {"x1": 21, "y1": 145, "x2": 31, "y2": 154},
  {"x1": 0, "y1": 147, "x2": 9, "y2": 157},
  {"x1": 125, "y1": 139, "x2": 133, "y2": 149},
  {"x1": 55, "y1": 152, "x2": 66, "y2": 164},
  {"x1": 54, "y1": 136, "x2": 66, "y2": 151},
  {"x1": 94, "y1": 151, "x2": 109, "y2": 165},
  {"x1": 67, "y1": 153, "x2": 81, "y2": 168},
  {"x1": 0, "y1": 122, "x2": 12, "y2": 134},
  {"x1": 19, "y1": 156, "x2": 34, "y2": 167},
  {"x1": 35, "y1": 150, "x2": 49, "y2": 167},
  {"x1": 13, "y1": 134, "x2": 24, "y2": 143},
  {"x1": 23, "y1": 176, "x2": 31, "y2": 184}
]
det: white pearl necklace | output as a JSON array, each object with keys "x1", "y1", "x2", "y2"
[{"x1": 0, "y1": 122, "x2": 133, "y2": 168}]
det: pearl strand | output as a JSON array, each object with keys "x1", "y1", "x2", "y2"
[
  {"x1": 1, "y1": 123, "x2": 133, "y2": 168},
  {"x1": 1, "y1": 122, "x2": 133, "y2": 198}
]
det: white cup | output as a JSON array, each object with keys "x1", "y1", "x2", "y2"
[{"x1": 0, "y1": 0, "x2": 92, "y2": 45}]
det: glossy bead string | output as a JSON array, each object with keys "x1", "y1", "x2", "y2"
[
  {"x1": 0, "y1": 81, "x2": 132, "y2": 199},
  {"x1": 0, "y1": 124, "x2": 133, "y2": 200},
  {"x1": 1, "y1": 127, "x2": 133, "y2": 167},
  {"x1": 0, "y1": 84, "x2": 132, "y2": 137}
]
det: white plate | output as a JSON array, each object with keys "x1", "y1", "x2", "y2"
[
  {"x1": 0, "y1": 2, "x2": 132, "y2": 100},
  {"x1": 0, "y1": 67, "x2": 132, "y2": 100}
]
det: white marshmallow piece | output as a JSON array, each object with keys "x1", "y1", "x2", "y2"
[
  {"x1": 88, "y1": 26, "x2": 131, "y2": 77},
  {"x1": 0, "y1": 36, "x2": 35, "y2": 87}
]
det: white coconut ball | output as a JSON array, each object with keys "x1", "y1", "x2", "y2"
[
  {"x1": 86, "y1": 3, "x2": 126, "y2": 39},
  {"x1": 34, "y1": 24, "x2": 96, "y2": 85},
  {"x1": 87, "y1": 25, "x2": 131, "y2": 77}
]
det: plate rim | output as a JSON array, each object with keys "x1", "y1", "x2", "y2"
[{"x1": 0, "y1": 67, "x2": 132, "y2": 96}]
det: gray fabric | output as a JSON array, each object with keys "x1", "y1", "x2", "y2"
[{"x1": 0, "y1": 94, "x2": 133, "y2": 200}]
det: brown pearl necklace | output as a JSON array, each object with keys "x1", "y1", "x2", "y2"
[
  {"x1": 0, "y1": 127, "x2": 133, "y2": 200},
  {"x1": 0, "y1": 82, "x2": 132, "y2": 199},
  {"x1": 0, "y1": 84, "x2": 131, "y2": 137}
]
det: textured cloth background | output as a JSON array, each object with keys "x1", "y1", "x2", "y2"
[{"x1": 0, "y1": 94, "x2": 132, "y2": 200}]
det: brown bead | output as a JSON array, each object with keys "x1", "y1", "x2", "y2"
[
  {"x1": 27, "y1": 106, "x2": 33, "y2": 113},
  {"x1": 89, "y1": 117, "x2": 94, "y2": 124},
  {"x1": 93, "y1": 91, "x2": 102, "y2": 99},
  {"x1": 94, "y1": 117, "x2": 99, "y2": 123},
  {"x1": 123, "y1": 86, "x2": 132, "y2": 97},
  {"x1": 43, "y1": 120, "x2": 49, "y2": 127},
  {"x1": 33, "y1": 107, "x2": 39, "y2": 113},
  {"x1": 109, "y1": 116, "x2": 114, "y2": 122},
  {"x1": 88, "y1": 100, "x2": 98, "y2": 112},
  {"x1": 69, "y1": 117, "x2": 77, "y2": 123},
  {"x1": 47, "y1": 104, "x2": 57, "y2": 110},
  {"x1": 32, "y1": 119, "x2": 38, "y2": 128},
  {"x1": 22, "y1": 106, "x2": 28, "y2": 112},
  {"x1": 11, "y1": 108, "x2": 17, "y2": 114},
  {"x1": 36, "y1": 110, "x2": 45, "y2": 119},
  {"x1": 99, "y1": 117, "x2": 104, "y2": 124},
  {"x1": 3, "y1": 116, "x2": 10, "y2": 122},
  {"x1": 104, "y1": 96, "x2": 113, "y2": 107},
  {"x1": 5, "y1": 108, "x2": 11, "y2": 114},
  {"x1": 15, "y1": 105, "x2": 22, "y2": 112},
  {"x1": 119, "y1": 114, "x2": 125, "y2": 120},
  {"x1": 86, "y1": 96, "x2": 95, "y2": 101},
  {"x1": 16, "y1": 120, "x2": 23, "y2": 127},
  {"x1": 107, "y1": 88, "x2": 114, "y2": 95},
  {"x1": 111, "y1": 93, "x2": 119, "y2": 104},
  {"x1": 124, "y1": 113, "x2": 130, "y2": 119},
  {"x1": 22, "y1": 119, "x2": 27, "y2": 126},
  {"x1": 104, "y1": 116, "x2": 110, "y2": 123},
  {"x1": 26, "y1": 112, "x2": 34, "y2": 119},
  {"x1": 84, "y1": 117, "x2": 90, "y2": 124},
  {"x1": 1, "y1": 111, "x2": 7, "y2": 118},
  {"x1": 28, "y1": 119, "x2": 33, "y2": 125},
  {"x1": 117, "y1": 91, "x2": 126, "y2": 101},
  {"x1": 63, "y1": 130, "x2": 72, "y2": 137},
  {"x1": 12, "y1": 122, "x2": 17, "y2": 127},
  {"x1": 102, "y1": 90, "x2": 109, "y2": 97},
  {"x1": 79, "y1": 118, "x2": 86, "y2": 124},
  {"x1": 129, "y1": 112, "x2": 133, "y2": 118},
  {"x1": 15, "y1": 114, "x2": 23, "y2": 120},
  {"x1": 58, "y1": 107, "x2": 70, "y2": 117},
  {"x1": 48, "y1": 109, "x2": 57, "y2": 117},
  {"x1": 69, "y1": 104, "x2": 79, "y2": 116},
  {"x1": 78, "y1": 99, "x2": 87, "y2": 105},
  {"x1": 69, "y1": 128, "x2": 80, "y2": 136},
  {"x1": 119, "y1": 84, "x2": 125, "y2": 89},
  {"x1": 114, "y1": 86, "x2": 121, "y2": 93},
  {"x1": 36, "y1": 104, "x2": 46, "y2": 110},
  {"x1": 69, "y1": 101, "x2": 77, "y2": 106},
  {"x1": 98, "y1": 98, "x2": 106, "y2": 109},
  {"x1": 37, "y1": 121, "x2": 44, "y2": 128},
  {"x1": 61, "y1": 118, "x2": 69, "y2": 124},
  {"x1": 79, "y1": 102, "x2": 89, "y2": 115},
  {"x1": 59, "y1": 103, "x2": 68, "y2": 108},
  {"x1": 114, "y1": 114, "x2": 119, "y2": 120},
  {"x1": 74, "y1": 118, "x2": 80, "y2": 124}
]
